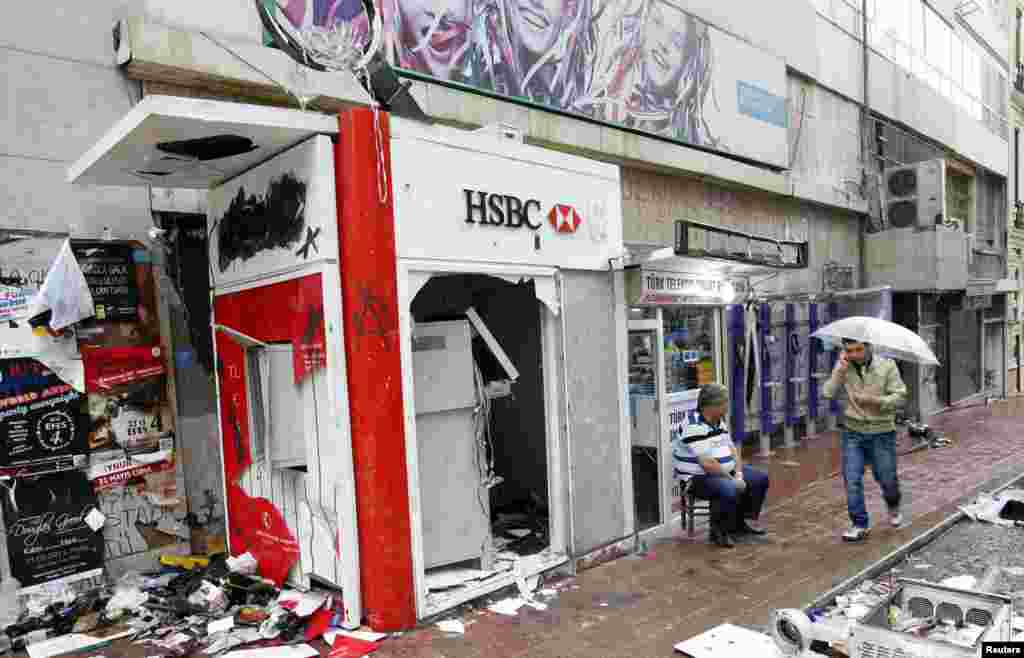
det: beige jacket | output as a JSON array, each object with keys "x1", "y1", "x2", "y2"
[{"x1": 822, "y1": 356, "x2": 907, "y2": 434}]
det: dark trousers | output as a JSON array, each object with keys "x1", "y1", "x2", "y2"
[{"x1": 689, "y1": 465, "x2": 770, "y2": 533}]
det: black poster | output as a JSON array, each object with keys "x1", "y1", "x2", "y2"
[
  {"x1": 2, "y1": 471, "x2": 104, "y2": 589},
  {"x1": 71, "y1": 241, "x2": 139, "y2": 322},
  {"x1": 0, "y1": 359, "x2": 88, "y2": 468}
]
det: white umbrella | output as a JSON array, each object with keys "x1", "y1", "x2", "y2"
[{"x1": 811, "y1": 316, "x2": 940, "y2": 366}]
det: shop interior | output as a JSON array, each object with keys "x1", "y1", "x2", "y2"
[
  {"x1": 629, "y1": 306, "x2": 720, "y2": 532},
  {"x1": 409, "y1": 274, "x2": 553, "y2": 604}
]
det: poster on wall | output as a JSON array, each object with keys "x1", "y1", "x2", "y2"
[
  {"x1": 70, "y1": 242, "x2": 141, "y2": 323},
  {"x1": 88, "y1": 451, "x2": 189, "y2": 561},
  {"x1": 666, "y1": 391, "x2": 698, "y2": 500},
  {"x1": 208, "y1": 136, "x2": 337, "y2": 290},
  {"x1": 82, "y1": 346, "x2": 174, "y2": 454},
  {"x1": 264, "y1": 0, "x2": 788, "y2": 167},
  {"x1": 1, "y1": 471, "x2": 105, "y2": 591},
  {"x1": 0, "y1": 359, "x2": 88, "y2": 469}
]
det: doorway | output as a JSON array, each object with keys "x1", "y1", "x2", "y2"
[
  {"x1": 628, "y1": 325, "x2": 662, "y2": 532},
  {"x1": 405, "y1": 272, "x2": 565, "y2": 616}
]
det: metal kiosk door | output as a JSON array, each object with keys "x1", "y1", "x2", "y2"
[{"x1": 628, "y1": 321, "x2": 664, "y2": 532}]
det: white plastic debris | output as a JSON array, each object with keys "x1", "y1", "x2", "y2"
[
  {"x1": 674, "y1": 623, "x2": 784, "y2": 658},
  {"x1": 488, "y1": 598, "x2": 527, "y2": 616},
  {"x1": 436, "y1": 619, "x2": 465, "y2": 634},
  {"x1": 940, "y1": 575, "x2": 978, "y2": 590},
  {"x1": 226, "y1": 552, "x2": 258, "y2": 576}
]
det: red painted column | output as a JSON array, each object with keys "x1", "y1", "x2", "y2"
[{"x1": 334, "y1": 108, "x2": 416, "y2": 630}]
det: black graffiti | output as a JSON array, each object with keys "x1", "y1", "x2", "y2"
[
  {"x1": 295, "y1": 227, "x2": 321, "y2": 260},
  {"x1": 217, "y1": 172, "x2": 307, "y2": 272},
  {"x1": 351, "y1": 286, "x2": 391, "y2": 345}
]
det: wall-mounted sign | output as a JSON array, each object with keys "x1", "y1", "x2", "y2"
[
  {"x1": 208, "y1": 136, "x2": 337, "y2": 291},
  {"x1": 626, "y1": 268, "x2": 735, "y2": 306},
  {"x1": 392, "y1": 121, "x2": 622, "y2": 271}
]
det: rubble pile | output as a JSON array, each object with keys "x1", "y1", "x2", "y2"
[{"x1": 1, "y1": 552, "x2": 393, "y2": 657}]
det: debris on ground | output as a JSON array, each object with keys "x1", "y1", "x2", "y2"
[
  {"x1": 959, "y1": 489, "x2": 1024, "y2": 525},
  {"x1": 2, "y1": 551, "x2": 398, "y2": 658},
  {"x1": 674, "y1": 623, "x2": 782, "y2": 657},
  {"x1": 436, "y1": 619, "x2": 465, "y2": 634}
]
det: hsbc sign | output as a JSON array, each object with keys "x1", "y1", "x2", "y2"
[
  {"x1": 390, "y1": 121, "x2": 622, "y2": 271},
  {"x1": 463, "y1": 189, "x2": 582, "y2": 235}
]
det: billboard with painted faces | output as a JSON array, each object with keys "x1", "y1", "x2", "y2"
[{"x1": 267, "y1": 0, "x2": 789, "y2": 168}]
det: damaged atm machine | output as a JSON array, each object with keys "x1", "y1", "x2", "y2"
[{"x1": 66, "y1": 96, "x2": 628, "y2": 629}]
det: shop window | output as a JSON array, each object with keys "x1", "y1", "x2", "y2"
[
  {"x1": 246, "y1": 344, "x2": 318, "y2": 470},
  {"x1": 662, "y1": 307, "x2": 718, "y2": 394}
]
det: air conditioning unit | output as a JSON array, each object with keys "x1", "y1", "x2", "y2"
[{"x1": 883, "y1": 159, "x2": 947, "y2": 229}]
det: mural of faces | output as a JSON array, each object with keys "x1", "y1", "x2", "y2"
[
  {"x1": 395, "y1": 0, "x2": 472, "y2": 79},
  {"x1": 507, "y1": 0, "x2": 568, "y2": 60},
  {"x1": 642, "y1": 0, "x2": 690, "y2": 96},
  {"x1": 272, "y1": 0, "x2": 725, "y2": 149}
]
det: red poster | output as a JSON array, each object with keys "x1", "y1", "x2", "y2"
[
  {"x1": 83, "y1": 345, "x2": 166, "y2": 391},
  {"x1": 292, "y1": 275, "x2": 326, "y2": 384},
  {"x1": 226, "y1": 484, "x2": 300, "y2": 586}
]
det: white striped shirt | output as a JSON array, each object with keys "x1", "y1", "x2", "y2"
[{"x1": 673, "y1": 410, "x2": 736, "y2": 482}]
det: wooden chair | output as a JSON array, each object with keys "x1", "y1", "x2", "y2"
[{"x1": 681, "y1": 479, "x2": 711, "y2": 537}]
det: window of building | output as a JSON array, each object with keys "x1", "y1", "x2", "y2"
[
  {"x1": 814, "y1": 0, "x2": 1007, "y2": 140},
  {"x1": 662, "y1": 307, "x2": 718, "y2": 394}
]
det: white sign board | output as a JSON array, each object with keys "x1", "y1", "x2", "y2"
[
  {"x1": 390, "y1": 120, "x2": 623, "y2": 271},
  {"x1": 208, "y1": 136, "x2": 337, "y2": 291},
  {"x1": 637, "y1": 270, "x2": 735, "y2": 305}
]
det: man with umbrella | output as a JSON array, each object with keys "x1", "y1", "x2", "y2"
[{"x1": 823, "y1": 337, "x2": 908, "y2": 542}]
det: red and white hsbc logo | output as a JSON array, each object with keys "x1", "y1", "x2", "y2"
[{"x1": 463, "y1": 189, "x2": 583, "y2": 235}]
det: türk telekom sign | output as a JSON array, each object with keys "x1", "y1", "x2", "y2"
[
  {"x1": 391, "y1": 118, "x2": 623, "y2": 271},
  {"x1": 628, "y1": 269, "x2": 736, "y2": 305}
]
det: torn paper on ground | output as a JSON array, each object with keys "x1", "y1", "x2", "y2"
[
  {"x1": 437, "y1": 619, "x2": 465, "y2": 634},
  {"x1": 674, "y1": 623, "x2": 784, "y2": 658},
  {"x1": 26, "y1": 240, "x2": 94, "y2": 331},
  {"x1": 488, "y1": 598, "x2": 527, "y2": 616}
]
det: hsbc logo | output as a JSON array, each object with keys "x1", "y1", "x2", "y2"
[
  {"x1": 548, "y1": 204, "x2": 582, "y2": 234},
  {"x1": 463, "y1": 189, "x2": 582, "y2": 235}
]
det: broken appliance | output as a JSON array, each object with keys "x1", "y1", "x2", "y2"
[
  {"x1": 412, "y1": 308, "x2": 518, "y2": 571},
  {"x1": 772, "y1": 578, "x2": 1015, "y2": 657}
]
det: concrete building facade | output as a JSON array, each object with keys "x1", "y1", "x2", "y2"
[{"x1": 1, "y1": 0, "x2": 1018, "y2": 627}]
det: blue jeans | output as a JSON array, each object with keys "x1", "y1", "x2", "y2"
[
  {"x1": 689, "y1": 465, "x2": 770, "y2": 533},
  {"x1": 841, "y1": 430, "x2": 901, "y2": 529}
]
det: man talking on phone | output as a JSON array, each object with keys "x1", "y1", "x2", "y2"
[{"x1": 823, "y1": 339, "x2": 908, "y2": 542}]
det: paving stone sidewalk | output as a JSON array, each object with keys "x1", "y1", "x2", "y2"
[{"x1": 377, "y1": 399, "x2": 1024, "y2": 658}]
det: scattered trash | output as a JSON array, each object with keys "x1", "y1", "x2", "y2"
[
  {"x1": 436, "y1": 619, "x2": 465, "y2": 634},
  {"x1": 940, "y1": 575, "x2": 979, "y2": 590},
  {"x1": 674, "y1": 623, "x2": 783, "y2": 657},
  {"x1": 959, "y1": 489, "x2": 1024, "y2": 526},
  {"x1": 913, "y1": 563, "x2": 931, "y2": 569},
  {"x1": 323, "y1": 629, "x2": 388, "y2": 644},
  {"x1": 326, "y1": 634, "x2": 381, "y2": 657},
  {"x1": 488, "y1": 598, "x2": 527, "y2": 616},
  {"x1": 226, "y1": 552, "x2": 259, "y2": 575}
]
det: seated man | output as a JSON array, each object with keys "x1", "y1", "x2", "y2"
[{"x1": 673, "y1": 383, "x2": 770, "y2": 548}]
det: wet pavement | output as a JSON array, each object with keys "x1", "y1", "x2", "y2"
[{"x1": 376, "y1": 398, "x2": 1024, "y2": 657}]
